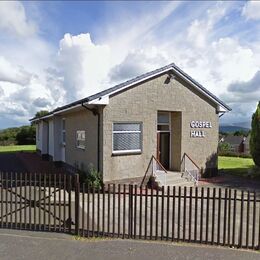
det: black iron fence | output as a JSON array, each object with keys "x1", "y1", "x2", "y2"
[
  {"x1": 77, "y1": 184, "x2": 260, "y2": 250},
  {"x1": 0, "y1": 172, "x2": 260, "y2": 250},
  {"x1": 0, "y1": 172, "x2": 73, "y2": 232}
]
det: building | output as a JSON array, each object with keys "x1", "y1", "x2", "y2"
[
  {"x1": 220, "y1": 135, "x2": 249, "y2": 154},
  {"x1": 31, "y1": 63, "x2": 231, "y2": 184}
]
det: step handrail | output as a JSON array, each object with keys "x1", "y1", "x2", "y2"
[
  {"x1": 140, "y1": 155, "x2": 167, "y2": 187},
  {"x1": 151, "y1": 155, "x2": 167, "y2": 174},
  {"x1": 182, "y1": 153, "x2": 200, "y2": 171},
  {"x1": 181, "y1": 153, "x2": 200, "y2": 185}
]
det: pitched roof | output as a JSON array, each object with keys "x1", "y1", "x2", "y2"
[
  {"x1": 223, "y1": 135, "x2": 245, "y2": 145},
  {"x1": 30, "y1": 62, "x2": 231, "y2": 121}
]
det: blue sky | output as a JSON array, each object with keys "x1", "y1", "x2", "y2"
[{"x1": 0, "y1": 1, "x2": 260, "y2": 128}]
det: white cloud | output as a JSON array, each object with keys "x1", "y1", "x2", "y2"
[
  {"x1": 105, "y1": 2, "x2": 181, "y2": 65},
  {"x1": 228, "y1": 70, "x2": 260, "y2": 93},
  {"x1": 242, "y1": 1, "x2": 260, "y2": 20},
  {"x1": 0, "y1": 1, "x2": 37, "y2": 37},
  {"x1": 0, "y1": 56, "x2": 32, "y2": 85},
  {"x1": 57, "y1": 33, "x2": 111, "y2": 101},
  {"x1": 109, "y1": 47, "x2": 169, "y2": 82},
  {"x1": 0, "y1": 1, "x2": 259, "y2": 128},
  {"x1": 187, "y1": 3, "x2": 226, "y2": 48}
]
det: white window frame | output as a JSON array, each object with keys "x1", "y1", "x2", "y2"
[
  {"x1": 112, "y1": 122, "x2": 142, "y2": 155},
  {"x1": 62, "y1": 118, "x2": 66, "y2": 145},
  {"x1": 157, "y1": 111, "x2": 171, "y2": 132},
  {"x1": 76, "y1": 130, "x2": 86, "y2": 150}
]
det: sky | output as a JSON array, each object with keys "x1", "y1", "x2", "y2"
[{"x1": 0, "y1": 1, "x2": 260, "y2": 128}]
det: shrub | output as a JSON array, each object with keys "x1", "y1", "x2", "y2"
[
  {"x1": 218, "y1": 142, "x2": 231, "y2": 153},
  {"x1": 250, "y1": 101, "x2": 260, "y2": 167},
  {"x1": 78, "y1": 164, "x2": 102, "y2": 190}
]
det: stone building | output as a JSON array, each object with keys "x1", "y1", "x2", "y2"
[{"x1": 31, "y1": 63, "x2": 231, "y2": 184}]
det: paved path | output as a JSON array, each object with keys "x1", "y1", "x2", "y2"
[
  {"x1": 0, "y1": 153, "x2": 27, "y2": 173},
  {"x1": 0, "y1": 152, "x2": 67, "y2": 174},
  {"x1": 0, "y1": 229, "x2": 258, "y2": 260}
]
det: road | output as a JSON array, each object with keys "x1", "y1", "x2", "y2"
[{"x1": 0, "y1": 229, "x2": 259, "y2": 260}]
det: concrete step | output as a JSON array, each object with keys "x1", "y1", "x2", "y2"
[{"x1": 155, "y1": 171, "x2": 195, "y2": 187}]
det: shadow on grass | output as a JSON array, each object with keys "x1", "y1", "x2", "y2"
[{"x1": 220, "y1": 166, "x2": 260, "y2": 181}]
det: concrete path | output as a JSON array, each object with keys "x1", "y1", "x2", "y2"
[
  {"x1": 0, "y1": 229, "x2": 259, "y2": 260},
  {"x1": 0, "y1": 153, "x2": 27, "y2": 173}
]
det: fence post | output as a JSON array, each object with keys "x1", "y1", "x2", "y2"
[
  {"x1": 128, "y1": 184, "x2": 133, "y2": 238},
  {"x1": 74, "y1": 174, "x2": 80, "y2": 236}
]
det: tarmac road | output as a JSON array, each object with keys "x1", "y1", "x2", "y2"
[{"x1": 0, "y1": 229, "x2": 259, "y2": 260}]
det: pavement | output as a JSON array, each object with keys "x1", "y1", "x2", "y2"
[
  {"x1": 0, "y1": 229, "x2": 259, "y2": 260},
  {"x1": 0, "y1": 153, "x2": 27, "y2": 173},
  {"x1": 0, "y1": 152, "x2": 67, "y2": 174}
]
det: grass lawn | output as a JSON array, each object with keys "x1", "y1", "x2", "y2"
[
  {"x1": 0, "y1": 145, "x2": 36, "y2": 153},
  {"x1": 218, "y1": 156, "x2": 255, "y2": 177}
]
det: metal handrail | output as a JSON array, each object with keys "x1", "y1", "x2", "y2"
[
  {"x1": 141, "y1": 155, "x2": 167, "y2": 187},
  {"x1": 181, "y1": 153, "x2": 199, "y2": 185},
  {"x1": 151, "y1": 155, "x2": 167, "y2": 186}
]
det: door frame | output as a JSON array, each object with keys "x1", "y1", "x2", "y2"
[
  {"x1": 157, "y1": 131, "x2": 171, "y2": 170},
  {"x1": 157, "y1": 111, "x2": 172, "y2": 169}
]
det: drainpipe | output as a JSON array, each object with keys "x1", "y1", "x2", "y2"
[{"x1": 81, "y1": 103, "x2": 100, "y2": 172}]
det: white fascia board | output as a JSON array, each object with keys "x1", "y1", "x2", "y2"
[
  {"x1": 171, "y1": 68, "x2": 229, "y2": 113},
  {"x1": 87, "y1": 68, "x2": 171, "y2": 105},
  {"x1": 87, "y1": 96, "x2": 109, "y2": 105},
  {"x1": 30, "y1": 113, "x2": 53, "y2": 123},
  {"x1": 53, "y1": 104, "x2": 82, "y2": 115}
]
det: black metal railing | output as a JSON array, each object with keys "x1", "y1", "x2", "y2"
[{"x1": 0, "y1": 172, "x2": 260, "y2": 251}]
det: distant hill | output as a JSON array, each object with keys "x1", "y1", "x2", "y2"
[
  {"x1": 232, "y1": 121, "x2": 251, "y2": 129},
  {"x1": 219, "y1": 125, "x2": 250, "y2": 133}
]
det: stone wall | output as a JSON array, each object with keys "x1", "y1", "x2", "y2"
[{"x1": 102, "y1": 73, "x2": 219, "y2": 182}]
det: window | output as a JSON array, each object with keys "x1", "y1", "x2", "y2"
[
  {"x1": 62, "y1": 118, "x2": 66, "y2": 144},
  {"x1": 37, "y1": 123, "x2": 40, "y2": 141},
  {"x1": 157, "y1": 112, "x2": 170, "y2": 131},
  {"x1": 76, "y1": 130, "x2": 86, "y2": 149},
  {"x1": 113, "y1": 123, "x2": 142, "y2": 154}
]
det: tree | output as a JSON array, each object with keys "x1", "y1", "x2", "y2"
[
  {"x1": 16, "y1": 125, "x2": 36, "y2": 145},
  {"x1": 233, "y1": 130, "x2": 249, "y2": 137},
  {"x1": 250, "y1": 101, "x2": 260, "y2": 167},
  {"x1": 35, "y1": 110, "x2": 49, "y2": 118}
]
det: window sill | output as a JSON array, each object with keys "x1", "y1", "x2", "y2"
[
  {"x1": 76, "y1": 146, "x2": 85, "y2": 150},
  {"x1": 112, "y1": 150, "x2": 142, "y2": 156}
]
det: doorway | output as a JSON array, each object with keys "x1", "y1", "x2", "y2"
[
  {"x1": 157, "y1": 132, "x2": 170, "y2": 169},
  {"x1": 157, "y1": 111, "x2": 171, "y2": 170}
]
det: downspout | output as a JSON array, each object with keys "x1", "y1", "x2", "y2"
[{"x1": 81, "y1": 103, "x2": 100, "y2": 172}]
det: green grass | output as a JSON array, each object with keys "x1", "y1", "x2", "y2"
[
  {"x1": 0, "y1": 145, "x2": 36, "y2": 153},
  {"x1": 218, "y1": 156, "x2": 255, "y2": 177}
]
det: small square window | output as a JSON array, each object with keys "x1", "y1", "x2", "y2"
[{"x1": 76, "y1": 130, "x2": 86, "y2": 149}]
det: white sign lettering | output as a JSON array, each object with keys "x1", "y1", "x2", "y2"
[
  {"x1": 190, "y1": 130, "x2": 205, "y2": 138},
  {"x1": 190, "y1": 121, "x2": 212, "y2": 128},
  {"x1": 190, "y1": 120, "x2": 212, "y2": 138}
]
